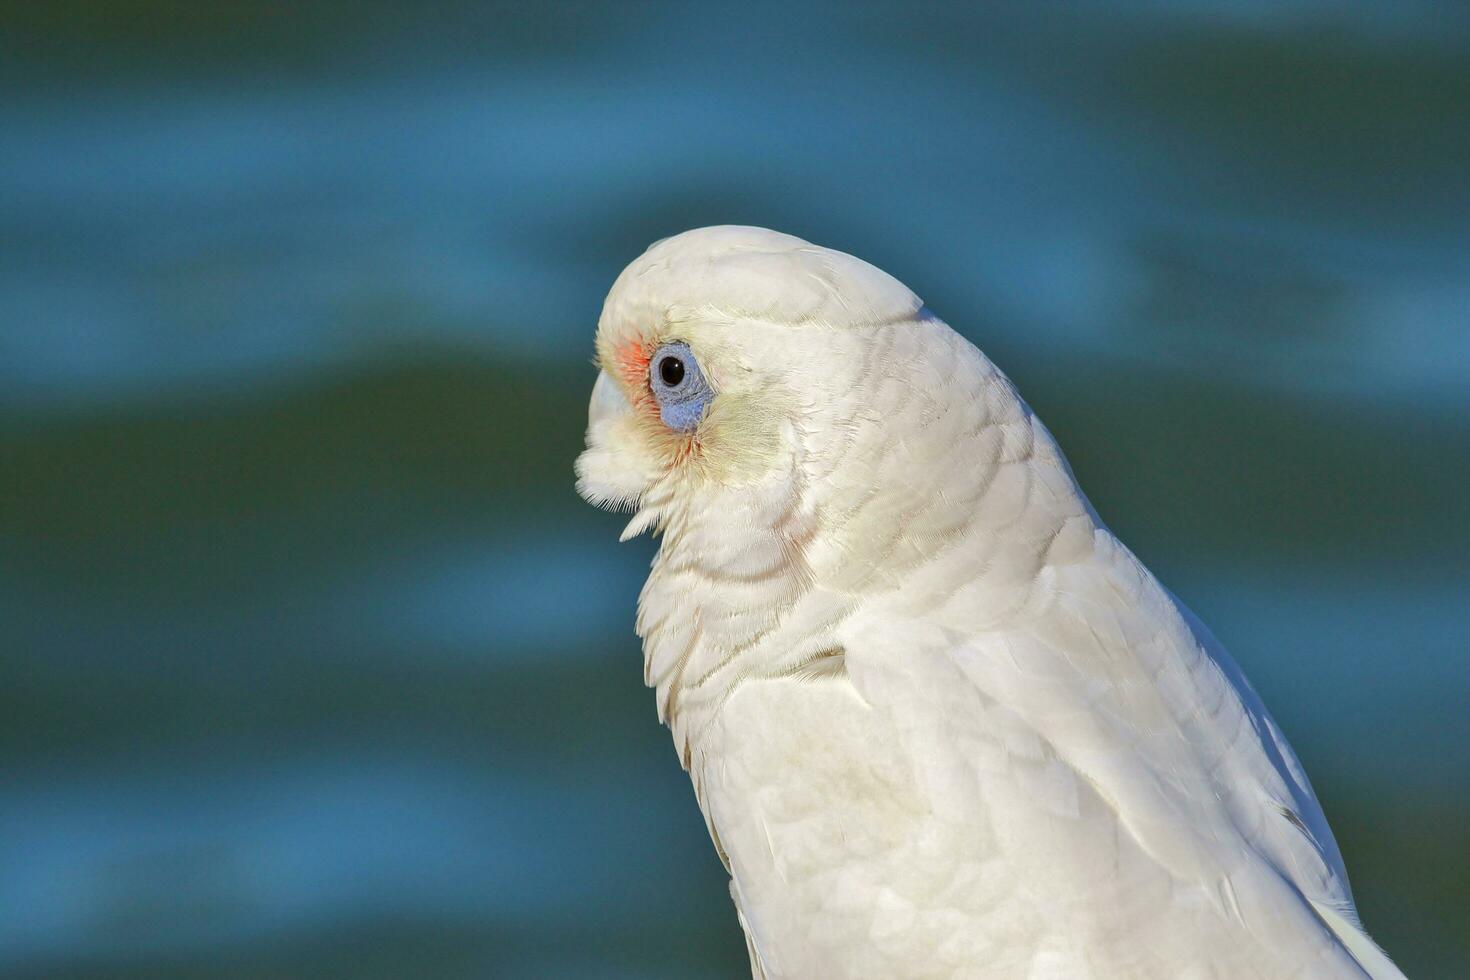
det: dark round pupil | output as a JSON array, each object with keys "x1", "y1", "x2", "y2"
[{"x1": 659, "y1": 356, "x2": 685, "y2": 387}]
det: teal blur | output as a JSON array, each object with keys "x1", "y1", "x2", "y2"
[{"x1": 1, "y1": 3, "x2": 1466, "y2": 977}]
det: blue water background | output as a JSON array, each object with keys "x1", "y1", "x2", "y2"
[{"x1": 1, "y1": 3, "x2": 1466, "y2": 976}]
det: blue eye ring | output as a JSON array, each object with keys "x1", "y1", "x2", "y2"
[{"x1": 649, "y1": 341, "x2": 712, "y2": 432}]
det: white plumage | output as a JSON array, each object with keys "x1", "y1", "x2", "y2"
[{"x1": 576, "y1": 226, "x2": 1403, "y2": 979}]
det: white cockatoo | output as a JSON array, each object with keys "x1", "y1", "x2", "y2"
[{"x1": 576, "y1": 226, "x2": 1404, "y2": 979}]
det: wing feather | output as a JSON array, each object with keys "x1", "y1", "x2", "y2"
[{"x1": 844, "y1": 526, "x2": 1402, "y2": 978}]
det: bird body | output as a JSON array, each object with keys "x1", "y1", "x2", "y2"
[{"x1": 576, "y1": 226, "x2": 1403, "y2": 979}]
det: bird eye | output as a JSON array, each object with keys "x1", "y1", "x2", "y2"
[{"x1": 648, "y1": 341, "x2": 711, "y2": 431}]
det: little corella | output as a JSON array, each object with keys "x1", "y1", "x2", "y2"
[{"x1": 577, "y1": 226, "x2": 1403, "y2": 979}]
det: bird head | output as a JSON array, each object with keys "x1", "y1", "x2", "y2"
[{"x1": 575, "y1": 226, "x2": 936, "y2": 545}]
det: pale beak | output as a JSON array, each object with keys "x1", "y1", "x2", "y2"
[{"x1": 589, "y1": 369, "x2": 632, "y2": 427}]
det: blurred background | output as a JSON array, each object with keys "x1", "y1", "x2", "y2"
[{"x1": 1, "y1": 2, "x2": 1467, "y2": 977}]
